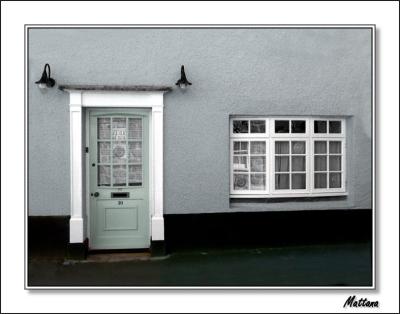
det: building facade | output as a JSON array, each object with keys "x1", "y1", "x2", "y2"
[{"x1": 28, "y1": 27, "x2": 373, "y2": 254}]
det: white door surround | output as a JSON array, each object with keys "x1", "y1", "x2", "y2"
[{"x1": 60, "y1": 85, "x2": 172, "y2": 245}]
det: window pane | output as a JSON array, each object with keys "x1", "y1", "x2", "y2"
[
  {"x1": 329, "y1": 173, "x2": 341, "y2": 188},
  {"x1": 112, "y1": 142, "x2": 127, "y2": 164},
  {"x1": 113, "y1": 165, "x2": 126, "y2": 186},
  {"x1": 314, "y1": 173, "x2": 327, "y2": 189},
  {"x1": 292, "y1": 174, "x2": 306, "y2": 189},
  {"x1": 112, "y1": 117, "x2": 127, "y2": 140},
  {"x1": 292, "y1": 156, "x2": 305, "y2": 171},
  {"x1": 250, "y1": 141, "x2": 266, "y2": 154},
  {"x1": 329, "y1": 121, "x2": 342, "y2": 133},
  {"x1": 98, "y1": 165, "x2": 110, "y2": 186},
  {"x1": 275, "y1": 174, "x2": 289, "y2": 189},
  {"x1": 275, "y1": 141, "x2": 289, "y2": 154},
  {"x1": 250, "y1": 156, "x2": 265, "y2": 172},
  {"x1": 250, "y1": 120, "x2": 265, "y2": 133},
  {"x1": 128, "y1": 118, "x2": 142, "y2": 140},
  {"x1": 329, "y1": 156, "x2": 341, "y2": 171},
  {"x1": 98, "y1": 142, "x2": 111, "y2": 163},
  {"x1": 98, "y1": 118, "x2": 111, "y2": 139},
  {"x1": 233, "y1": 141, "x2": 248, "y2": 154},
  {"x1": 275, "y1": 120, "x2": 289, "y2": 133},
  {"x1": 314, "y1": 120, "x2": 327, "y2": 133},
  {"x1": 314, "y1": 156, "x2": 327, "y2": 171},
  {"x1": 314, "y1": 141, "x2": 327, "y2": 154},
  {"x1": 275, "y1": 156, "x2": 289, "y2": 172},
  {"x1": 233, "y1": 174, "x2": 249, "y2": 190},
  {"x1": 233, "y1": 120, "x2": 248, "y2": 133},
  {"x1": 291, "y1": 120, "x2": 306, "y2": 133},
  {"x1": 233, "y1": 156, "x2": 248, "y2": 172},
  {"x1": 329, "y1": 141, "x2": 342, "y2": 154},
  {"x1": 128, "y1": 142, "x2": 142, "y2": 163},
  {"x1": 250, "y1": 174, "x2": 265, "y2": 190},
  {"x1": 291, "y1": 141, "x2": 306, "y2": 154},
  {"x1": 128, "y1": 165, "x2": 142, "y2": 186}
]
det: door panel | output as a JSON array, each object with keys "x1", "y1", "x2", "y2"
[{"x1": 89, "y1": 110, "x2": 150, "y2": 250}]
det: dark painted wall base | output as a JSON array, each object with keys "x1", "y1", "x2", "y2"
[
  {"x1": 67, "y1": 240, "x2": 88, "y2": 260},
  {"x1": 151, "y1": 241, "x2": 166, "y2": 257},
  {"x1": 164, "y1": 209, "x2": 373, "y2": 252},
  {"x1": 28, "y1": 209, "x2": 372, "y2": 257},
  {"x1": 28, "y1": 216, "x2": 69, "y2": 260}
]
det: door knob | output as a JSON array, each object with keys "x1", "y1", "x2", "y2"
[{"x1": 93, "y1": 192, "x2": 99, "y2": 197}]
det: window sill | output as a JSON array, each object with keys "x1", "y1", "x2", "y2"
[{"x1": 230, "y1": 192, "x2": 348, "y2": 199}]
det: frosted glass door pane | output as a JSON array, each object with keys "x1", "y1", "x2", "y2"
[
  {"x1": 98, "y1": 165, "x2": 111, "y2": 186},
  {"x1": 128, "y1": 118, "x2": 142, "y2": 139},
  {"x1": 129, "y1": 165, "x2": 142, "y2": 186},
  {"x1": 112, "y1": 142, "x2": 127, "y2": 164},
  {"x1": 128, "y1": 142, "x2": 142, "y2": 163},
  {"x1": 98, "y1": 118, "x2": 111, "y2": 139},
  {"x1": 113, "y1": 165, "x2": 126, "y2": 186},
  {"x1": 98, "y1": 142, "x2": 111, "y2": 163},
  {"x1": 112, "y1": 118, "x2": 127, "y2": 140}
]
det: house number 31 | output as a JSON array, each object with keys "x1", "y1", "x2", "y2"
[{"x1": 118, "y1": 201, "x2": 123, "y2": 205}]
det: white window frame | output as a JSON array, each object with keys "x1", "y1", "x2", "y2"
[
  {"x1": 230, "y1": 116, "x2": 347, "y2": 198},
  {"x1": 271, "y1": 137, "x2": 310, "y2": 195},
  {"x1": 231, "y1": 117, "x2": 269, "y2": 138},
  {"x1": 311, "y1": 138, "x2": 346, "y2": 194},
  {"x1": 230, "y1": 138, "x2": 270, "y2": 195},
  {"x1": 311, "y1": 117, "x2": 346, "y2": 138}
]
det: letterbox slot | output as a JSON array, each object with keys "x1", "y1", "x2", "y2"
[{"x1": 111, "y1": 192, "x2": 129, "y2": 198}]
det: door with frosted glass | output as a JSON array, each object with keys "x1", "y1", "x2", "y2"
[{"x1": 89, "y1": 111, "x2": 149, "y2": 249}]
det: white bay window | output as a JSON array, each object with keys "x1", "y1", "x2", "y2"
[{"x1": 230, "y1": 117, "x2": 346, "y2": 198}]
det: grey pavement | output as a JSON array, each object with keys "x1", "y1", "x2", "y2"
[{"x1": 28, "y1": 242, "x2": 372, "y2": 287}]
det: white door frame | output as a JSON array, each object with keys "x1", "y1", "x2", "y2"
[{"x1": 63, "y1": 87, "x2": 169, "y2": 244}]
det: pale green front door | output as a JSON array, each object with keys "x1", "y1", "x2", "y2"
[{"x1": 89, "y1": 110, "x2": 150, "y2": 250}]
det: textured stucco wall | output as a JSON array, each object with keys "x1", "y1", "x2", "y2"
[{"x1": 28, "y1": 28, "x2": 372, "y2": 215}]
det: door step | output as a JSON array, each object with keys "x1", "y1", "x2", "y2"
[{"x1": 86, "y1": 251, "x2": 151, "y2": 263}]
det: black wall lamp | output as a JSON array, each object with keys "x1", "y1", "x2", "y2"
[
  {"x1": 175, "y1": 65, "x2": 192, "y2": 89},
  {"x1": 35, "y1": 63, "x2": 56, "y2": 89}
]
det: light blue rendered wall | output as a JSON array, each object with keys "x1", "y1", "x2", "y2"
[{"x1": 28, "y1": 28, "x2": 372, "y2": 215}]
